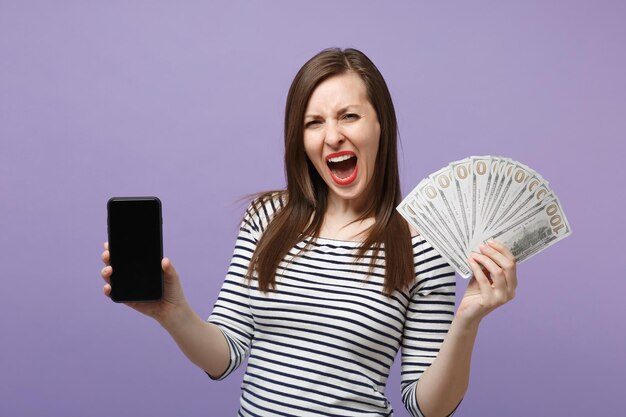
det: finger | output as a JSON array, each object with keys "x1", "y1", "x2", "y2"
[
  {"x1": 468, "y1": 254, "x2": 495, "y2": 300},
  {"x1": 101, "y1": 265, "x2": 112, "y2": 284},
  {"x1": 104, "y1": 241, "x2": 109, "y2": 250},
  {"x1": 101, "y1": 250, "x2": 110, "y2": 266},
  {"x1": 487, "y1": 240, "x2": 514, "y2": 261},
  {"x1": 162, "y1": 257, "x2": 179, "y2": 282},
  {"x1": 465, "y1": 275, "x2": 480, "y2": 293},
  {"x1": 472, "y1": 250, "x2": 508, "y2": 292},
  {"x1": 480, "y1": 243, "x2": 514, "y2": 276},
  {"x1": 487, "y1": 240, "x2": 518, "y2": 292},
  {"x1": 103, "y1": 283, "x2": 111, "y2": 297}
]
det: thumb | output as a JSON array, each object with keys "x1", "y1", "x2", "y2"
[
  {"x1": 161, "y1": 257, "x2": 179, "y2": 282},
  {"x1": 464, "y1": 276, "x2": 480, "y2": 294}
]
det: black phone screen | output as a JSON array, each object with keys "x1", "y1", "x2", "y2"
[{"x1": 107, "y1": 197, "x2": 163, "y2": 302}]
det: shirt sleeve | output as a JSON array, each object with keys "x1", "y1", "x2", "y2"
[
  {"x1": 400, "y1": 238, "x2": 458, "y2": 417},
  {"x1": 205, "y1": 203, "x2": 262, "y2": 380}
]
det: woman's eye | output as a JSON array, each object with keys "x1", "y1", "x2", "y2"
[
  {"x1": 343, "y1": 113, "x2": 360, "y2": 121},
  {"x1": 305, "y1": 120, "x2": 321, "y2": 128}
]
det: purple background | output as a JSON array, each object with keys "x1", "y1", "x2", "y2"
[{"x1": 1, "y1": 1, "x2": 624, "y2": 416}]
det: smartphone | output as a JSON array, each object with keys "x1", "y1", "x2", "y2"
[{"x1": 107, "y1": 197, "x2": 163, "y2": 302}]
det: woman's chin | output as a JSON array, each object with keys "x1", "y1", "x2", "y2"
[{"x1": 326, "y1": 181, "x2": 368, "y2": 205}]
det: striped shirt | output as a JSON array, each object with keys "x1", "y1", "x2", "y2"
[{"x1": 207, "y1": 196, "x2": 457, "y2": 417}]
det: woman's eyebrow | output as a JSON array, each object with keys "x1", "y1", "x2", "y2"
[
  {"x1": 337, "y1": 105, "x2": 362, "y2": 114},
  {"x1": 304, "y1": 105, "x2": 362, "y2": 119}
]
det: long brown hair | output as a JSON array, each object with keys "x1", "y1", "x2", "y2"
[{"x1": 247, "y1": 47, "x2": 413, "y2": 297}]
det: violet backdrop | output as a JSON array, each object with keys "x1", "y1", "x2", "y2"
[{"x1": 1, "y1": 1, "x2": 624, "y2": 416}]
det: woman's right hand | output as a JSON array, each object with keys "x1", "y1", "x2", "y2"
[{"x1": 100, "y1": 242, "x2": 189, "y2": 325}]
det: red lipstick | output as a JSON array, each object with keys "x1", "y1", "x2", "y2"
[{"x1": 325, "y1": 151, "x2": 358, "y2": 185}]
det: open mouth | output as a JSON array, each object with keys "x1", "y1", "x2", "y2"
[{"x1": 326, "y1": 151, "x2": 358, "y2": 185}]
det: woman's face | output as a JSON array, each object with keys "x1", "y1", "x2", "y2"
[{"x1": 303, "y1": 72, "x2": 381, "y2": 208}]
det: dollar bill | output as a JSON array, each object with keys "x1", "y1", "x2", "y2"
[
  {"x1": 398, "y1": 155, "x2": 572, "y2": 278},
  {"x1": 483, "y1": 196, "x2": 571, "y2": 262},
  {"x1": 430, "y1": 165, "x2": 469, "y2": 248},
  {"x1": 398, "y1": 198, "x2": 472, "y2": 277}
]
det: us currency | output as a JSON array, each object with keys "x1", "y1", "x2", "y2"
[
  {"x1": 481, "y1": 158, "x2": 508, "y2": 224},
  {"x1": 414, "y1": 177, "x2": 467, "y2": 256},
  {"x1": 491, "y1": 179, "x2": 552, "y2": 233},
  {"x1": 449, "y1": 158, "x2": 473, "y2": 243},
  {"x1": 482, "y1": 195, "x2": 571, "y2": 262},
  {"x1": 484, "y1": 162, "x2": 532, "y2": 233},
  {"x1": 430, "y1": 165, "x2": 469, "y2": 247},
  {"x1": 482, "y1": 159, "x2": 516, "y2": 230},
  {"x1": 478, "y1": 156, "x2": 501, "y2": 223},
  {"x1": 470, "y1": 155, "x2": 492, "y2": 246},
  {"x1": 398, "y1": 181, "x2": 471, "y2": 275},
  {"x1": 398, "y1": 197, "x2": 472, "y2": 277},
  {"x1": 399, "y1": 155, "x2": 572, "y2": 279},
  {"x1": 487, "y1": 166, "x2": 536, "y2": 232}
]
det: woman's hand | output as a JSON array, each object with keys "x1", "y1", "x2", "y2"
[
  {"x1": 100, "y1": 242, "x2": 189, "y2": 325},
  {"x1": 456, "y1": 240, "x2": 518, "y2": 327}
]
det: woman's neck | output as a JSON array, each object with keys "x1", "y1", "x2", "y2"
[{"x1": 318, "y1": 197, "x2": 375, "y2": 241}]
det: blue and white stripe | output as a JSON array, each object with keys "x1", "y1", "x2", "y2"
[{"x1": 208, "y1": 197, "x2": 457, "y2": 417}]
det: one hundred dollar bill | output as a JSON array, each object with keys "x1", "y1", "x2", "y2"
[{"x1": 399, "y1": 155, "x2": 571, "y2": 278}]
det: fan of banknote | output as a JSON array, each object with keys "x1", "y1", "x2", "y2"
[{"x1": 397, "y1": 156, "x2": 572, "y2": 278}]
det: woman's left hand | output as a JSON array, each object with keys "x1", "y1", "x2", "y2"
[{"x1": 456, "y1": 240, "x2": 518, "y2": 327}]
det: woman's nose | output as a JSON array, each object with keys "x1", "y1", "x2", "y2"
[{"x1": 324, "y1": 121, "x2": 345, "y2": 148}]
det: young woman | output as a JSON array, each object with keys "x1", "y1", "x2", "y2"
[{"x1": 100, "y1": 48, "x2": 517, "y2": 417}]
